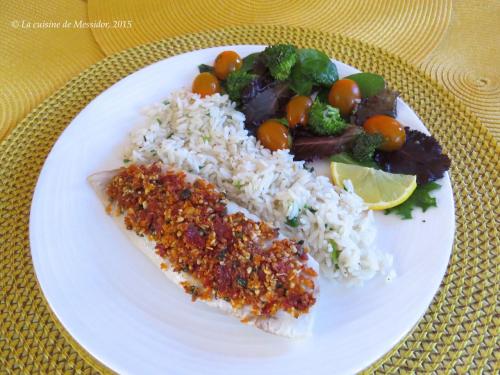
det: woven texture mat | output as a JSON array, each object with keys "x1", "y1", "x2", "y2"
[{"x1": 1, "y1": 25, "x2": 498, "y2": 373}]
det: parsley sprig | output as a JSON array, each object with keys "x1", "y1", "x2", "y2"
[{"x1": 385, "y1": 182, "x2": 441, "y2": 219}]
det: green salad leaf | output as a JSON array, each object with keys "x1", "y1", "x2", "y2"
[
  {"x1": 345, "y1": 72, "x2": 385, "y2": 98},
  {"x1": 241, "y1": 52, "x2": 260, "y2": 72},
  {"x1": 226, "y1": 70, "x2": 255, "y2": 102},
  {"x1": 198, "y1": 64, "x2": 213, "y2": 73},
  {"x1": 275, "y1": 118, "x2": 289, "y2": 126},
  {"x1": 289, "y1": 70, "x2": 313, "y2": 96},
  {"x1": 315, "y1": 86, "x2": 330, "y2": 103},
  {"x1": 331, "y1": 152, "x2": 379, "y2": 168},
  {"x1": 290, "y1": 48, "x2": 339, "y2": 95},
  {"x1": 297, "y1": 49, "x2": 338, "y2": 85},
  {"x1": 385, "y1": 182, "x2": 441, "y2": 219}
]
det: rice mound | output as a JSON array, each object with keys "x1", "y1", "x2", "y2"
[{"x1": 128, "y1": 90, "x2": 394, "y2": 284}]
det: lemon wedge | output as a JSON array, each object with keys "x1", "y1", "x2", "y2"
[{"x1": 331, "y1": 162, "x2": 417, "y2": 210}]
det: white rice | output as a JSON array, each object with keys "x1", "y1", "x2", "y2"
[{"x1": 127, "y1": 90, "x2": 394, "y2": 285}]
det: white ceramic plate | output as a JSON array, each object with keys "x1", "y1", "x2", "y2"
[{"x1": 30, "y1": 45, "x2": 454, "y2": 375}]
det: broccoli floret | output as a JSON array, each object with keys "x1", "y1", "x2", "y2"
[
  {"x1": 308, "y1": 100, "x2": 348, "y2": 135},
  {"x1": 352, "y1": 132, "x2": 384, "y2": 162},
  {"x1": 262, "y1": 44, "x2": 297, "y2": 81},
  {"x1": 225, "y1": 70, "x2": 255, "y2": 102}
]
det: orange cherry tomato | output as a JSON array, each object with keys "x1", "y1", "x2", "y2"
[
  {"x1": 213, "y1": 50, "x2": 242, "y2": 80},
  {"x1": 286, "y1": 95, "x2": 313, "y2": 128},
  {"x1": 257, "y1": 120, "x2": 290, "y2": 151},
  {"x1": 192, "y1": 72, "x2": 221, "y2": 98},
  {"x1": 328, "y1": 79, "x2": 361, "y2": 117},
  {"x1": 363, "y1": 115, "x2": 406, "y2": 151}
]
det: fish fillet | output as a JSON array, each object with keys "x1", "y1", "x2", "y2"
[{"x1": 88, "y1": 167, "x2": 319, "y2": 338}]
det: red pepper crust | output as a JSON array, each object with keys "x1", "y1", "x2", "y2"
[{"x1": 106, "y1": 163, "x2": 317, "y2": 318}]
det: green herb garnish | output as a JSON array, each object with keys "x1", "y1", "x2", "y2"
[
  {"x1": 329, "y1": 240, "x2": 340, "y2": 269},
  {"x1": 217, "y1": 249, "x2": 227, "y2": 261},
  {"x1": 304, "y1": 164, "x2": 315, "y2": 173},
  {"x1": 304, "y1": 204, "x2": 317, "y2": 213},
  {"x1": 233, "y1": 180, "x2": 245, "y2": 190},
  {"x1": 286, "y1": 216, "x2": 300, "y2": 227},
  {"x1": 236, "y1": 277, "x2": 247, "y2": 288}
]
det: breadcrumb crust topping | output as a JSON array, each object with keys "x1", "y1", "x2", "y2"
[{"x1": 106, "y1": 163, "x2": 316, "y2": 318}]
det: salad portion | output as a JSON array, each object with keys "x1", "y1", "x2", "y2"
[{"x1": 191, "y1": 44, "x2": 451, "y2": 219}]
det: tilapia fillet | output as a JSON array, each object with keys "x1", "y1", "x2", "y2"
[{"x1": 88, "y1": 163, "x2": 319, "y2": 337}]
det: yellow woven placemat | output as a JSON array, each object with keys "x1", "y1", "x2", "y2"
[
  {"x1": 1, "y1": 25, "x2": 498, "y2": 373},
  {"x1": 0, "y1": 0, "x2": 105, "y2": 142}
]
